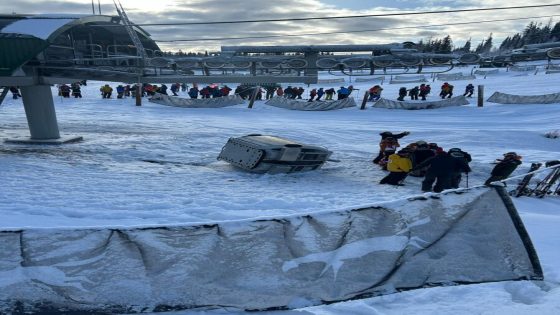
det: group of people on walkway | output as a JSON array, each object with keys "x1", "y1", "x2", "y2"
[
  {"x1": 57, "y1": 81, "x2": 85, "y2": 98},
  {"x1": 395, "y1": 83, "x2": 476, "y2": 101},
  {"x1": 373, "y1": 131, "x2": 522, "y2": 192}
]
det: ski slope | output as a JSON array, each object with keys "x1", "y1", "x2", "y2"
[{"x1": 1, "y1": 64, "x2": 559, "y2": 314}]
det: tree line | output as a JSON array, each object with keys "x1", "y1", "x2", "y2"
[
  {"x1": 415, "y1": 20, "x2": 560, "y2": 55},
  {"x1": 160, "y1": 20, "x2": 560, "y2": 56}
]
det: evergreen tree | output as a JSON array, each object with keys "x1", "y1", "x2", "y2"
[
  {"x1": 551, "y1": 22, "x2": 560, "y2": 41},
  {"x1": 459, "y1": 38, "x2": 472, "y2": 53},
  {"x1": 499, "y1": 36, "x2": 511, "y2": 51},
  {"x1": 440, "y1": 35, "x2": 453, "y2": 53},
  {"x1": 480, "y1": 33, "x2": 493, "y2": 53}
]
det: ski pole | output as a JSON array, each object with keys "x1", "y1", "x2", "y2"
[{"x1": 466, "y1": 172, "x2": 469, "y2": 188}]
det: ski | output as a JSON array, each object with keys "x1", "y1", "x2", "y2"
[
  {"x1": 511, "y1": 162, "x2": 542, "y2": 197},
  {"x1": 533, "y1": 161, "x2": 560, "y2": 198}
]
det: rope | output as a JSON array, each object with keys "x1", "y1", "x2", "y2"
[{"x1": 490, "y1": 162, "x2": 560, "y2": 185}]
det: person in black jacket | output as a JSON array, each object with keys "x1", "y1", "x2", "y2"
[
  {"x1": 9, "y1": 86, "x2": 22, "y2": 99},
  {"x1": 414, "y1": 147, "x2": 470, "y2": 192},
  {"x1": 448, "y1": 148, "x2": 472, "y2": 188},
  {"x1": 409, "y1": 141, "x2": 436, "y2": 177},
  {"x1": 397, "y1": 87, "x2": 407, "y2": 101},
  {"x1": 484, "y1": 152, "x2": 522, "y2": 186},
  {"x1": 463, "y1": 83, "x2": 475, "y2": 97}
]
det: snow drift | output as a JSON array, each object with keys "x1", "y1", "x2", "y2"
[
  {"x1": 373, "y1": 95, "x2": 469, "y2": 109},
  {"x1": 0, "y1": 186, "x2": 542, "y2": 313},
  {"x1": 148, "y1": 93, "x2": 245, "y2": 108},
  {"x1": 265, "y1": 97, "x2": 356, "y2": 111},
  {"x1": 487, "y1": 91, "x2": 560, "y2": 104}
]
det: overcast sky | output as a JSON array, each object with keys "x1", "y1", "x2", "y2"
[{"x1": 2, "y1": 0, "x2": 559, "y2": 52}]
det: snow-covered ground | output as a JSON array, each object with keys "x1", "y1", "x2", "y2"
[{"x1": 1, "y1": 64, "x2": 560, "y2": 314}]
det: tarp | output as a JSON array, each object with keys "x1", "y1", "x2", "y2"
[
  {"x1": 487, "y1": 91, "x2": 560, "y2": 104},
  {"x1": 265, "y1": 97, "x2": 357, "y2": 111},
  {"x1": 436, "y1": 73, "x2": 476, "y2": 81},
  {"x1": 148, "y1": 93, "x2": 245, "y2": 108},
  {"x1": 373, "y1": 95, "x2": 470, "y2": 109},
  {"x1": 0, "y1": 187, "x2": 542, "y2": 314}
]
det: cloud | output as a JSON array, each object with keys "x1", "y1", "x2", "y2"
[{"x1": 2, "y1": 0, "x2": 558, "y2": 52}]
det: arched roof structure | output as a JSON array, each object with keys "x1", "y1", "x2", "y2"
[{"x1": 0, "y1": 14, "x2": 159, "y2": 78}]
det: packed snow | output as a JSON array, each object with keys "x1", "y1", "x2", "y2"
[{"x1": 1, "y1": 63, "x2": 559, "y2": 314}]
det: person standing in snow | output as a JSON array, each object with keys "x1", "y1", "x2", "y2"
[
  {"x1": 413, "y1": 147, "x2": 470, "y2": 192},
  {"x1": 100, "y1": 84, "x2": 113, "y2": 98},
  {"x1": 373, "y1": 131, "x2": 410, "y2": 164},
  {"x1": 448, "y1": 148, "x2": 472, "y2": 188},
  {"x1": 170, "y1": 83, "x2": 179, "y2": 96},
  {"x1": 397, "y1": 87, "x2": 407, "y2": 101},
  {"x1": 368, "y1": 85, "x2": 383, "y2": 101},
  {"x1": 463, "y1": 83, "x2": 475, "y2": 97},
  {"x1": 440, "y1": 82, "x2": 454, "y2": 99},
  {"x1": 316, "y1": 87, "x2": 325, "y2": 101},
  {"x1": 380, "y1": 149, "x2": 413, "y2": 185},
  {"x1": 484, "y1": 152, "x2": 522, "y2": 186},
  {"x1": 9, "y1": 86, "x2": 22, "y2": 99},
  {"x1": 409, "y1": 86, "x2": 419, "y2": 100},
  {"x1": 308, "y1": 88, "x2": 317, "y2": 102},
  {"x1": 325, "y1": 88, "x2": 336, "y2": 100},
  {"x1": 409, "y1": 141, "x2": 435, "y2": 177},
  {"x1": 419, "y1": 84, "x2": 430, "y2": 101},
  {"x1": 188, "y1": 86, "x2": 199, "y2": 99}
]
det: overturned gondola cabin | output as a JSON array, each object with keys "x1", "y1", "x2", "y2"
[{"x1": 218, "y1": 135, "x2": 333, "y2": 174}]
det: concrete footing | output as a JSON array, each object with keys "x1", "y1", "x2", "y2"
[{"x1": 5, "y1": 135, "x2": 83, "y2": 145}]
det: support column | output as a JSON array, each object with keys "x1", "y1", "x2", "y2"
[
  {"x1": 5, "y1": 85, "x2": 82, "y2": 144},
  {"x1": 21, "y1": 85, "x2": 60, "y2": 139},
  {"x1": 304, "y1": 52, "x2": 319, "y2": 83}
]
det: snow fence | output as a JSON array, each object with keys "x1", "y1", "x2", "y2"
[
  {"x1": 0, "y1": 186, "x2": 542, "y2": 313},
  {"x1": 354, "y1": 76, "x2": 385, "y2": 83},
  {"x1": 148, "y1": 93, "x2": 245, "y2": 108},
  {"x1": 316, "y1": 78, "x2": 346, "y2": 84},
  {"x1": 265, "y1": 96, "x2": 357, "y2": 111},
  {"x1": 373, "y1": 95, "x2": 470, "y2": 109},
  {"x1": 474, "y1": 68, "x2": 500, "y2": 76},
  {"x1": 389, "y1": 75, "x2": 427, "y2": 84},
  {"x1": 436, "y1": 72, "x2": 476, "y2": 81},
  {"x1": 509, "y1": 65, "x2": 537, "y2": 72},
  {"x1": 487, "y1": 91, "x2": 560, "y2": 104}
]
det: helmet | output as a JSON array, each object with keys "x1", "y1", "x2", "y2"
[
  {"x1": 503, "y1": 152, "x2": 521, "y2": 160},
  {"x1": 448, "y1": 148, "x2": 462, "y2": 153},
  {"x1": 416, "y1": 140, "x2": 427, "y2": 146}
]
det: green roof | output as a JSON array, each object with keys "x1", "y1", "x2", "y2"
[{"x1": 0, "y1": 34, "x2": 49, "y2": 76}]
